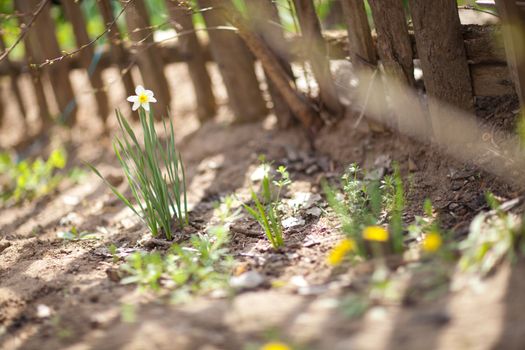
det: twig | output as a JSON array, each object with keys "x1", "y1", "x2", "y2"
[
  {"x1": 353, "y1": 68, "x2": 378, "y2": 129},
  {"x1": 0, "y1": 0, "x2": 49, "y2": 62}
]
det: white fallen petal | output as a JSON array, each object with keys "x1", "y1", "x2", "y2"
[{"x1": 36, "y1": 304, "x2": 52, "y2": 318}]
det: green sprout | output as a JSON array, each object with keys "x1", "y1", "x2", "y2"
[
  {"x1": 243, "y1": 162, "x2": 291, "y2": 249},
  {"x1": 88, "y1": 107, "x2": 188, "y2": 240}
]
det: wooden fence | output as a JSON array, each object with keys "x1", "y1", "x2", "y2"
[{"x1": 0, "y1": 0, "x2": 523, "y2": 138}]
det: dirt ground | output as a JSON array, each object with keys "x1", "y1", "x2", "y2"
[{"x1": 1, "y1": 62, "x2": 525, "y2": 350}]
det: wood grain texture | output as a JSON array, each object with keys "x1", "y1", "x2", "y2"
[
  {"x1": 63, "y1": 0, "x2": 110, "y2": 123},
  {"x1": 197, "y1": 0, "x2": 267, "y2": 123},
  {"x1": 166, "y1": 0, "x2": 217, "y2": 122},
  {"x1": 293, "y1": 0, "x2": 343, "y2": 118},
  {"x1": 368, "y1": 0, "x2": 415, "y2": 85}
]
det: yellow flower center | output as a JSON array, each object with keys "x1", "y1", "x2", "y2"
[
  {"x1": 138, "y1": 93, "x2": 148, "y2": 104},
  {"x1": 327, "y1": 238, "x2": 356, "y2": 266},
  {"x1": 422, "y1": 232, "x2": 442, "y2": 253},
  {"x1": 362, "y1": 226, "x2": 389, "y2": 242},
  {"x1": 261, "y1": 342, "x2": 291, "y2": 350}
]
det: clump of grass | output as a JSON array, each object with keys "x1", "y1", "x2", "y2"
[
  {"x1": 243, "y1": 160, "x2": 291, "y2": 249},
  {"x1": 88, "y1": 108, "x2": 187, "y2": 240},
  {"x1": 323, "y1": 163, "x2": 405, "y2": 259},
  {"x1": 119, "y1": 196, "x2": 237, "y2": 301},
  {"x1": 459, "y1": 193, "x2": 524, "y2": 277},
  {"x1": 0, "y1": 148, "x2": 81, "y2": 205}
]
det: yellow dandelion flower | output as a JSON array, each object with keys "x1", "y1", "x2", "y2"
[
  {"x1": 261, "y1": 342, "x2": 291, "y2": 350},
  {"x1": 422, "y1": 232, "x2": 442, "y2": 253},
  {"x1": 362, "y1": 226, "x2": 389, "y2": 242},
  {"x1": 327, "y1": 238, "x2": 356, "y2": 266}
]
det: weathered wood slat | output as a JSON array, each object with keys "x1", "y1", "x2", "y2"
[
  {"x1": 293, "y1": 0, "x2": 343, "y2": 119},
  {"x1": 494, "y1": 0, "x2": 525, "y2": 106},
  {"x1": 0, "y1": 34, "x2": 27, "y2": 121},
  {"x1": 121, "y1": 0, "x2": 171, "y2": 118},
  {"x1": 196, "y1": 0, "x2": 267, "y2": 123},
  {"x1": 62, "y1": 0, "x2": 110, "y2": 123},
  {"x1": 245, "y1": 0, "x2": 296, "y2": 128},
  {"x1": 16, "y1": 0, "x2": 77, "y2": 126},
  {"x1": 97, "y1": 0, "x2": 136, "y2": 113},
  {"x1": 408, "y1": 0, "x2": 474, "y2": 145},
  {"x1": 368, "y1": 0, "x2": 415, "y2": 85},
  {"x1": 165, "y1": 0, "x2": 216, "y2": 122}
]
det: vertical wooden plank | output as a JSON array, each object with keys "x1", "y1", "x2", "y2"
[
  {"x1": 62, "y1": 0, "x2": 110, "y2": 123},
  {"x1": 196, "y1": 0, "x2": 268, "y2": 123},
  {"x1": 121, "y1": 0, "x2": 171, "y2": 118},
  {"x1": 341, "y1": 0, "x2": 376, "y2": 66},
  {"x1": 367, "y1": 0, "x2": 414, "y2": 86},
  {"x1": 165, "y1": 0, "x2": 217, "y2": 122},
  {"x1": 245, "y1": 0, "x2": 296, "y2": 128},
  {"x1": 494, "y1": 0, "x2": 525, "y2": 107},
  {"x1": 408, "y1": 0, "x2": 474, "y2": 142},
  {"x1": 0, "y1": 34, "x2": 27, "y2": 122},
  {"x1": 341, "y1": 0, "x2": 387, "y2": 132},
  {"x1": 97, "y1": 0, "x2": 136, "y2": 111},
  {"x1": 16, "y1": 0, "x2": 78, "y2": 126},
  {"x1": 293, "y1": 0, "x2": 343, "y2": 118}
]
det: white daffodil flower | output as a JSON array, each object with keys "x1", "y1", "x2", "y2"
[{"x1": 126, "y1": 85, "x2": 157, "y2": 111}]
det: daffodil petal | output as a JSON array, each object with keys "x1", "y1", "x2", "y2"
[
  {"x1": 145, "y1": 90, "x2": 154, "y2": 97},
  {"x1": 149, "y1": 96, "x2": 157, "y2": 103},
  {"x1": 127, "y1": 95, "x2": 138, "y2": 102},
  {"x1": 135, "y1": 85, "x2": 144, "y2": 95},
  {"x1": 142, "y1": 102, "x2": 150, "y2": 111},
  {"x1": 132, "y1": 101, "x2": 140, "y2": 111}
]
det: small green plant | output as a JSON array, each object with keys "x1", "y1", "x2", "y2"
[
  {"x1": 88, "y1": 99, "x2": 187, "y2": 240},
  {"x1": 243, "y1": 161, "x2": 291, "y2": 249},
  {"x1": 0, "y1": 148, "x2": 70, "y2": 205},
  {"x1": 119, "y1": 196, "x2": 236, "y2": 301},
  {"x1": 56, "y1": 226, "x2": 98, "y2": 241},
  {"x1": 459, "y1": 193, "x2": 524, "y2": 277},
  {"x1": 323, "y1": 163, "x2": 405, "y2": 258}
]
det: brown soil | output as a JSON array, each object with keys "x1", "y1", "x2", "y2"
[{"x1": 1, "y1": 64, "x2": 524, "y2": 350}]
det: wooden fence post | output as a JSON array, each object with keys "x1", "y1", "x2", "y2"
[
  {"x1": 16, "y1": 0, "x2": 78, "y2": 126},
  {"x1": 196, "y1": 0, "x2": 268, "y2": 123},
  {"x1": 293, "y1": 0, "x2": 343, "y2": 119},
  {"x1": 226, "y1": 10, "x2": 322, "y2": 132},
  {"x1": 367, "y1": 0, "x2": 414, "y2": 86},
  {"x1": 165, "y1": 0, "x2": 217, "y2": 122},
  {"x1": 0, "y1": 34, "x2": 27, "y2": 123},
  {"x1": 341, "y1": 0, "x2": 387, "y2": 132},
  {"x1": 121, "y1": 0, "x2": 171, "y2": 118},
  {"x1": 494, "y1": 0, "x2": 525, "y2": 107},
  {"x1": 97, "y1": 0, "x2": 136, "y2": 114},
  {"x1": 62, "y1": 0, "x2": 110, "y2": 124},
  {"x1": 408, "y1": 0, "x2": 474, "y2": 144},
  {"x1": 246, "y1": 0, "x2": 296, "y2": 128}
]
